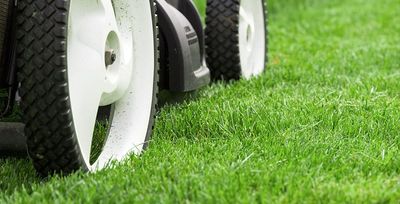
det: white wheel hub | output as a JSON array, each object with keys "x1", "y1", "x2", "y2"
[
  {"x1": 239, "y1": 0, "x2": 266, "y2": 78},
  {"x1": 67, "y1": 0, "x2": 156, "y2": 170}
]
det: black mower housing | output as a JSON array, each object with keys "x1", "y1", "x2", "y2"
[{"x1": 158, "y1": 0, "x2": 210, "y2": 92}]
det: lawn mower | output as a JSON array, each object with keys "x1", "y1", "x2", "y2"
[{"x1": 0, "y1": 0, "x2": 268, "y2": 176}]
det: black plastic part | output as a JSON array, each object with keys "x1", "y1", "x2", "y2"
[
  {"x1": 165, "y1": 0, "x2": 205, "y2": 58},
  {"x1": 157, "y1": 0, "x2": 210, "y2": 92},
  {"x1": 0, "y1": 0, "x2": 17, "y2": 88},
  {"x1": 0, "y1": 0, "x2": 11, "y2": 87},
  {"x1": 0, "y1": 122, "x2": 26, "y2": 156},
  {"x1": 0, "y1": 0, "x2": 18, "y2": 117}
]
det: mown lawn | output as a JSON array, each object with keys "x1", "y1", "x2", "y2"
[{"x1": 1, "y1": 0, "x2": 400, "y2": 203}]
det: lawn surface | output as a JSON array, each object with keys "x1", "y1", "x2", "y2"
[{"x1": 1, "y1": 0, "x2": 400, "y2": 203}]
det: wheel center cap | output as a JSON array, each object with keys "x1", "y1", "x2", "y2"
[{"x1": 104, "y1": 32, "x2": 120, "y2": 68}]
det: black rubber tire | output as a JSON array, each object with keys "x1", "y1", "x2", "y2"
[
  {"x1": 205, "y1": 0, "x2": 268, "y2": 81},
  {"x1": 16, "y1": 0, "x2": 159, "y2": 176}
]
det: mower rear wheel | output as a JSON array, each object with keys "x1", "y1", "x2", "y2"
[
  {"x1": 17, "y1": 0, "x2": 159, "y2": 175},
  {"x1": 205, "y1": 0, "x2": 268, "y2": 81}
]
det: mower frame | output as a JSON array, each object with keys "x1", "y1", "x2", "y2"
[{"x1": 0, "y1": 0, "x2": 211, "y2": 155}]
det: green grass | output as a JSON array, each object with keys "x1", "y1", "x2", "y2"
[
  {"x1": 1, "y1": 0, "x2": 400, "y2": 203},
  {"x1": 193, "y1": 0, "x2": 206, "y2": 23}
]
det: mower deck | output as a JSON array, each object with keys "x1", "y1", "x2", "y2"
[{"x1": 0, "y1": 122, "x2": 26, "y2": 156}]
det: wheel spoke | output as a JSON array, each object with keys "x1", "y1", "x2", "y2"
[
  {"x1": 239, "y1": 6, "x2": 252, "y2": 26},
  {"x1": 68, "y1": 38, "x2": 106, "y2": 163},
  {"x1": 100, "y1": 0, "x2": 119, "y2": 33}
]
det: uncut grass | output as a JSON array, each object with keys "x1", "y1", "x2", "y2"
[
  {"x1": 90, "y1": 121, "x2": 110, "y2": 164},
  {"x1": 1, "y1": 0, "x2": 400, "y2": 203}
]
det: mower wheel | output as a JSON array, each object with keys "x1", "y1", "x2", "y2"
[
  {"x1": 205, "y1": 0, "x2": 268, "y2": 81},
  {"x1": 16, "y1": 0, "x2": 159, "y2": 176}
]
